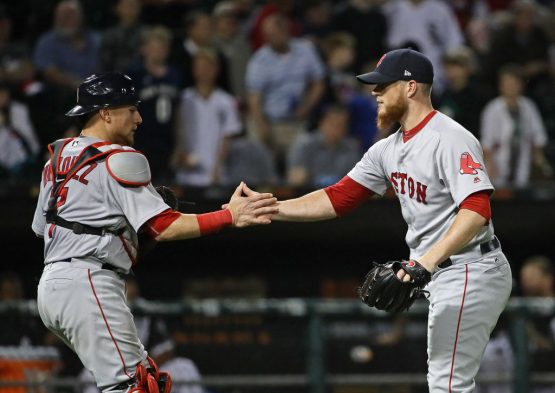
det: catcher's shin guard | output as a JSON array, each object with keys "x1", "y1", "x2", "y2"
[{"x1": 128, "y1": 356, "x2": 172, "y2": 393}]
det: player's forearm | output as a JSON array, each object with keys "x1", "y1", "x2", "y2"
[
  {"x1": 273, "y1": 189, "x2": 337, "y2": 222},
  {"x1": 154, "y1": 214, "x2": 202, "y2": 241},
  {"x1": 418, "y1": 209, "x2": 486, "y2": 271}
]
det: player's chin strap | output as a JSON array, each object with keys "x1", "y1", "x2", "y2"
[{"x1": 127, "y1": 356, "x2": 172, "y2": 393}]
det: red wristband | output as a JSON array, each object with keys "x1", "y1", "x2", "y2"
[{"x1": 196, "y1": 209, "x2": 233, "y2": 235}]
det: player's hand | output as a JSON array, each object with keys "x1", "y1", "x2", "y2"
[
  {"x1": 396, "y1": 259, "x2": 434, "y2": 282},
  {"x1": 227, "y1": 182, "x2": 279, "y2": 227}
]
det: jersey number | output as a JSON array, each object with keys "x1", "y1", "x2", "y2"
[{"x1": 54, "y1": 162, "x2": 97, "y2": 207}]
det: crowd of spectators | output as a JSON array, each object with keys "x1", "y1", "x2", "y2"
[{"x1": 0, "y1": 0, "x2": 555, "y2": 192}]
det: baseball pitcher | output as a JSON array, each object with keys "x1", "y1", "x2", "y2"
[{"x1": 241, "y1": 49, "x2": 512, "y2": 392}]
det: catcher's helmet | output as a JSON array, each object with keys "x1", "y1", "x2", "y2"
[{"x1": 65, "y1": 72, "x2": 140, "y2": 117}]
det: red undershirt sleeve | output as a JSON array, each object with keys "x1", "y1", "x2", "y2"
[
  {"x1": 459, "y1": 190, "x2": 491, "y2": 224},
  {"x1": 142, "y1": 209, "x2": 181, "y2": 238},
  {"x1": 324, "y1": 176, "x2": 375, "y2": 217}
]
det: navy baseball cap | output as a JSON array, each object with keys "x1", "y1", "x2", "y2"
[{"x1": 357, "y1": 49, "x2": 434, "y2": 86}]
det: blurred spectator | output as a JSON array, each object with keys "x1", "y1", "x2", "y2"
[
  {"x1": 173, "y1": 50, "x2": 242, "y2": 187},
  {"x1": 465, "y1": 13, "x2": 492, "y2": 73},
  {"x1": 246, "y1": 13, "x2": 325, "y2": 169},
  {"x1": 346, "y1": 89, "x2": 379, "y2": 152},
  {"x1": 33, "y1": 0, "x2": 100, "y2": 89},
  {"x1": 383, "y1": 0, "x2": 464, "y2": 93},
  {"x1": 435, "y1": 46, "x2": 491, "y2": 139},
  {"x1": 98, "y1": 0, "x2": 145, "y2": 72},
  {"x1": 331, "y1": 0, "x2": 388, "y2": 73},
  {"x1": 0, "y1": 82, "x2": 40, "y2": 179},
  {"x1": 127, "y1": 25, "x2": 182, "y2": 182},
  {"x1": 320, "y1": 32, "x2": 378, "y2": 151},
  {"x1": 319, "y1": 32, "x2": 358, "y2": 116},
  {"x1": 287, "y1": 104, "x2": 359, "y2": 188},
  {"x1": 520, "y1": 255, "x2": 555, "y2": 298},
  {"x1": 531, "y1": 61, "x2": 555, "y2": 142},
  {"x1": 141, "y1": 0, "x2": 205, "y2": 29},
  {"x1": 486, "y1": 0, "x2": 551, "y2": 93},
  {"x1": 228, "y1": 0, "x2": 258, "y2": 37},
  {"x1": 150, "y1": 339, "x2": 205, "y2": 393},
  {"x1": 213, "y1": 1, "x2": 252, "y2": 100},
  {"x1": 481, "y1": 64, "x2": 551, "y2": 189},
  {"x1": 222, "y1": 134, "x2": 279, "y2": 187},
  {"x1": 300, "y1": 0, "x2": 334, "y2": 50},
  {"x1": 248, "y1": 0, "x2": 302, "y2": 51},
  {"x1": 0, "y1": 5, "x2": 36, "y2": 92},
  {"x1": 519, "y1": 255, "x2": 555, "y2": 393},
  {"x1": 170, "y1": 11, "x2": 230, "y2": 91},
  {"x1": 451, "y1": 0, "x2": 490, "y2": 31},
  {"x1": 32, "y1": 0, "x2": 101, "y2": 137}
]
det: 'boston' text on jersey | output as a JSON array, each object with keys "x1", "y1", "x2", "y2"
[{"x1": 389, "y1": 172, "x2": 427, "y2": 204}]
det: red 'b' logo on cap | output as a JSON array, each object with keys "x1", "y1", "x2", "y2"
[{"x1": 377, "y1": 54, "x2": 386, "y2": 67}]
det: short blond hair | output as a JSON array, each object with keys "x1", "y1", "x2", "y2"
[{"x1": 142, "y1": 25, "x2": 172, "y2": 44}]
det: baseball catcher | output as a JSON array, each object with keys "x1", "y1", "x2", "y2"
[
  {"x1": 358, "y1": 260, "x2": 431, "y2": 313},
  {"x1": 32, "y1": 72, "x2": 278, "y2": 393}
]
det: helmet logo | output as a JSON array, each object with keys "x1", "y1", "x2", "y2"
[{"x1": 87, "y1": 82, "x2": 113, "y2": 96}]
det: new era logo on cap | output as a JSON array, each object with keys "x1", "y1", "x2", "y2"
[{"x1": 356, "y1": 48, "x2": 434, "y2": 86}]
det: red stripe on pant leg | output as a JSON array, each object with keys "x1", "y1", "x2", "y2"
[
  {"x1": 449, "y1": 264, "x2": 469, "y2": 393},
  {"x1": 88, "y1": 269, "x2": 132, "y2": 379}
]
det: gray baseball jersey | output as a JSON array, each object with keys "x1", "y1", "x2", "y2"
[
  {"x1": 348, "y1": 110, "x2": 512, "y2": 392},
  {"x1": 348, "y1": 110, "x2": 495, "y2": 261},
  {"x1": 32, "y1": 136, "x2": 169, "y2": 272},
  {"x1": 34, "y1": 135, "x2": 173, "y2": 391}
]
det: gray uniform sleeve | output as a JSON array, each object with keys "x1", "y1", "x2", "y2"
[
  {"x1": 437, "y1": 130, "x2": 494, "y2": 206},
  {"x1": 347, "y1": 138, "x2": 389, "y2": 195},
  {"x1": 106, "y1": 177, "x2": 172, "y2": 233},
  {"x1": 31, "y1": 163, "x2": 51, "y2": 237}
]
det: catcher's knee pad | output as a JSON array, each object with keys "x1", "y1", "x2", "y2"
[{"x1": 128, "y1": 356, "x2": 172, "y2": 393}]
